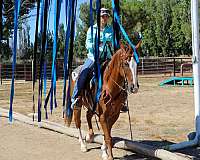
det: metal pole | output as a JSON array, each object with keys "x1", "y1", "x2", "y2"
[
  {"x1": 191, "y1": 0, "x2": 200, "y2": 137},
  {"x1": 162, "y1": 0, "x2": 200, "y2": 151}
]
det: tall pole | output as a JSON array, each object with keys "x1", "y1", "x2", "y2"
[
  {"x1": 191, "y1": 0, "x2": 200, "y2": 136},
  {"x1": 0, "y1": 0, "x2": 2, "y2": 85}
]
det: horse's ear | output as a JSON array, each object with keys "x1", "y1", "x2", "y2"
[{"x1": 119, "y1": 40, "x2": 125, "y2": 50}]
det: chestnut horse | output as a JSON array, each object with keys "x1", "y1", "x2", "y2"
[{"x1": 67, "y1": 44, "x2": 139, "y2": 160}]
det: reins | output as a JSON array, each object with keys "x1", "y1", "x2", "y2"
[{"x1": 109, "y1": 75, "x2": 126, "y2": 91}]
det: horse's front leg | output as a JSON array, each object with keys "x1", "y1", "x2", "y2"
[
  {"x1": 85, "y1": 110, "x2": 94, "y2": 143},
  {"x1": 100, "y1": 114, "x2": 113, "y2": 160},
  {"x1": 101, "y1": 138, "x2": 108, "y2": 160},
  {"x1": 74, "y1": 106, "x2": 87, "y2": 152}
]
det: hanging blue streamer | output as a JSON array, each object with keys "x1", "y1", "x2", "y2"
[
  {"x1": 43, "y1": 61, "x2": 47, "y2": 96},
  {"x1": 90, "y1": 0, "x2": 93, "y2": 42},
  {"x1": 44, "y1": 60, "x2": 47, "y2": 119},
  {"x1": 40, "y1": 0, "x2": 44, "y2": 43},
  {"x1": 112, "y1": 0, "x2": 120, "y2": 50},
  {"x1": 112, "y1": 0, "x2": 139, "y2": 63},
  {"x1": 9, "y1": 0, "x2": 21, "y2": 122},
  {"x1": 43, "y1": 1, "x2": 52, "y2": 101},
  {"x1": 38, "y1": 0, "x2": 49, "y2": 122},
  {"x1": 50, "y1": 0, "x2": 62, "y2": 112},
  {"x1": 95, "y1": 0, "x2": 102, "y2": 103},
  {"x1": 66, "y1": 0, "x2": 77, "y2": 118},
  {"x1": 37, "y1": 0, "x2": 45, "y2": 122},
  {"x1": 62, "y1": 0, "x2": 72, "y2": 108}
]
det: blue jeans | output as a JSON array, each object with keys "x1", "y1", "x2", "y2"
[{"x1": 71, "y1": 58, "x2": 94, "y2": 101}]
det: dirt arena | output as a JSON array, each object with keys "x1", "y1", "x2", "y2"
[{"x1": 0, "y1": 75, "x2": 199, "y2": 159}]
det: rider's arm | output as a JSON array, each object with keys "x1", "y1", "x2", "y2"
[
  {"x1": 135, "y1": 40, "x2": 142, "y2": 50},
  {"x1": 103, "y1": 26, "x2": 114, "y2": 59},
  {"x1": 85, "y1": 27, "x2": 93, "y2": 52}
]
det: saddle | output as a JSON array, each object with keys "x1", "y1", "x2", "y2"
[
  {"x1": 71, "y1": 60, "x2": 110, "y2": 112},
  {"x1": 72, "y1": 60, "x2": 110, "y2": 90}
]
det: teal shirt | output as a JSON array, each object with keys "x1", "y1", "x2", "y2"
[{"x1": 85, "y1": 24, "x2": 113, "y2": 62}]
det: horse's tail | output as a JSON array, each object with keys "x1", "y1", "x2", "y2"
[
  {"x1": 64, "y1": 79, "x2": 76, "y2": 127},
  {"x1": 64, "y1": 111, "x2": 73, "y2": 127},
  {"x1": 64, "y1": 96, "x2": 73, "y2": 127}
]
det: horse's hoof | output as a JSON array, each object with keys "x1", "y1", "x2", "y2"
[
  {"x1": 108, "y1": 157, "x2": 113, "y2": 160},
  {"x1": 102, "y1": 153, "x2": 108, "y2": 160},
  {"x1": 81, "y1": 144, "x2": 88, "y2": 152},
  {"x1": 86, "y1": 133, "x2": 94, "y2": 143}
]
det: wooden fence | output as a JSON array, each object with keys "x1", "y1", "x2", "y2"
[{"x1": 0, "y1": 57, "x2": 192, "y2": 81}]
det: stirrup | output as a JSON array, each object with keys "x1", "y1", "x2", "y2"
[
  {"x1": 71, "y1": 97, "x2": 79, "y2": 109},
  {"x1": 90, "y1": 77, "x2": 95, "y2": 89}
]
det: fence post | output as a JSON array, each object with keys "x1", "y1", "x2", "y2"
[
  {"x1": 24, "y1": 63, "x2": 26, "y2": 81},
  {"x1": 173, "y1": 58, "x2": 176, "y2": 77},
  {"x1": 32, "y1": 60, "x2": 34, "y2": 81},
  {"x1": 141, "y1": 58, "x2": 144, "y2": 75}
]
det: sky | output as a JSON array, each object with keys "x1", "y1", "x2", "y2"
[{"x1": 28, "y1": 0, "x2": 88, "y2": 43}]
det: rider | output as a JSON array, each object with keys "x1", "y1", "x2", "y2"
[{"x1": 71, "y1": 8, "x2": 113, "y2": 108}]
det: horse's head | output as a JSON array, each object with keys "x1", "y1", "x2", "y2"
[{"x1": 119, "y1": 43, "x2": 139, "y2": 94}]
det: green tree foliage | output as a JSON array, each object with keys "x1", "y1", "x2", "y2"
[
  {"x1": 75, "y1": 0, "x2": 193, "y2": 58},
  {"x1": 58, "y1": 23, "x2": 65, "y2": 59},
  {"x1": 1, "y1": 0, "x2": 36, "y2": 62},
  {"x1": 3, "y1": 0, "x2": 36, "y2": 36}
]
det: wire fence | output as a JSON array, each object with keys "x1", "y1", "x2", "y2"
[{"x1": 0, "y1": 57, "x2": 192, "y2": 82}]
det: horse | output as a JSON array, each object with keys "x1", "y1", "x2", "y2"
[{"x1": 66, "y1": 43, "x2": 139, "y2": 160}]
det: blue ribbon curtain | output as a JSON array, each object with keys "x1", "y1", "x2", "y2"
[
  {"x1": 37, "y1": 0, "x2": 49, "y2": 122},
  {"x1": 43, "y1": 0, "x2": 52, "y2": 118},
  {"x1": 9, "y1": 0, "x2": 21, "y2": 122},
  {"x1": 44, "y1": 0, "x2": 52, "y2": 101},
  {"x1": 62, "y1": 0, "x2": 71, "y2": 110},
  {"x1": 50, "y1": 0, "x2": 62, "y2": 113},
  {"x1": 65, "y1": 0, "x2": 77, "y2": 118},
  {"x1": 94, "y1": 0, "x2": 102, "y2": 105}
]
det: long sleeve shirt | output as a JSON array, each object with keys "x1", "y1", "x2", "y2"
[{"x1": 85, "y1": 23, "x2": 113, "y2": 62}]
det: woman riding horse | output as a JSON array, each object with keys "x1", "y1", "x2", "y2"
[
  {"x1": 67, "y1": 8, "x2": 142, "y2": 160},
  {"x1": 67, "y1": 43, "x2": 140, "y2": 160},
  {"x1": 71, "y1": 8, "x2": 113, "y2": 109}
]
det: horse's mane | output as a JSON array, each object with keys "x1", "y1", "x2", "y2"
[
  {"x1": 103, "y1": 48, "x2": 125, "y2": 84},
  {"x1": 107, "y1": 49, "x2": 123, "y2": 73}
]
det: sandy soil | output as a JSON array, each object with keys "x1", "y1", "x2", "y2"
[
  {"x1": 1, "y1": 117, "x2": 146, "y2": 160},
  {"x1": 0, "y1": 75, "x2": 197, "y2": 159}
]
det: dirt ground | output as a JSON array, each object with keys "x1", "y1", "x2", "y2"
[{"x1": 0, "y1": 75, "x2": 198, "y2": 159}]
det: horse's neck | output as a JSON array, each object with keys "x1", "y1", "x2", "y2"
[{"x1": 104, "y1": 61, "x2": 125, "y2": 98}]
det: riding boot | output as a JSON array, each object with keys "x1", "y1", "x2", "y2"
[{"x1": 71, "y1": 96, "x2": 81, "y2": 109}]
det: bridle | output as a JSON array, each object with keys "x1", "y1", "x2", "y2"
[{"x1": 108, "y1": 52, "x2": 131, "y2": 92}]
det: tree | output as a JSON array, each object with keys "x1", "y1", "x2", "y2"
[
  {"x1": 58, "y1": 23, "x2": 65, "y2": 59},
  {"x1": 75, "y1": 0, "x2": 193, "y2": 58},
  {"x1": 18, "y1": 20, "x2": 32, "y2": 62},
  {"x1": 1, "y1": 0, "x2": 36, "y2": 61}
]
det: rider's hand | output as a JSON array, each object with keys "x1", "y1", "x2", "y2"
[{"x1": 138, "y1": 32, "x2": 142, "y2": 40}]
